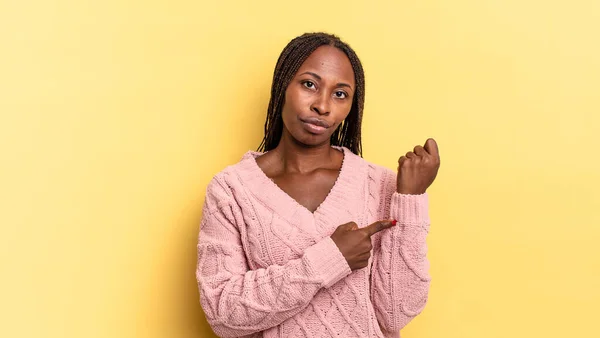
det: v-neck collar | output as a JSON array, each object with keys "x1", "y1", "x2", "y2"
[{"x1": 236, "y1": 146, "x2": 368, "y2": 232}]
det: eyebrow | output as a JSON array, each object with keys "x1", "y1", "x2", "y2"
[{"x1": 299, "y1": 71, "x2": 353, "y2": 90}]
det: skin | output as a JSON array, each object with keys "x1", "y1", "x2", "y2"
[
  {"x1": 256, "y1": 45, "x2": 441, "y2": 271},
  {"x1": 256, "y1": 45, "x2": 355, "y2": 213}
]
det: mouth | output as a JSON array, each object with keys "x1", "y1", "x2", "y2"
[{"x1": 299, "y1": 117, "x2": 331, "y2": 135}]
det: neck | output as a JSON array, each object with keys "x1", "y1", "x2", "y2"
[{"x1": 271, "y1": 131, "x2": 337, "y2": 174}]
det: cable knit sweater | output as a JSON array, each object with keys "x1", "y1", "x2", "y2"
[{"x1": 196, "y1": 147, "x2": 431, "y2": 338}]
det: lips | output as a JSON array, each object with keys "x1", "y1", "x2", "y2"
[
  {"x1": 300, "y1": 117, "x2": 331, "y2": 135},
  {"x1": 300, "y1": 117, "x2": 331, "y2": 128}
]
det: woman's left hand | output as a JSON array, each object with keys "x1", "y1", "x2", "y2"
[{"x1": 396, "y1": 138, "x2": 440, "y2": 195}]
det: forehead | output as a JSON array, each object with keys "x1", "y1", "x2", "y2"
[{"x1": 296, "y1": 45, "x2": 355, "y2": 86}]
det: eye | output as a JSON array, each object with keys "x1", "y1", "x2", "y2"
[
  {"x1": 334, "y1": 91, "x2": 348, "y2": 99},
  {"x1": 302, "y1": 81, "x2": 316, "y2": 89}
]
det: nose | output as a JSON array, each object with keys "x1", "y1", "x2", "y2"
[{"x1": 310, "y1": 92, "x2": 331, "y2": 115}]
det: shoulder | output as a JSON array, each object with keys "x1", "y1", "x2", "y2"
[
  {"x1": 346, "y1": 149, "x2": 396, "y2": 186},
  {"x1": 203, "y1": 150, "x2": 260, "y2": 210},
  {"x1": 366, "y1": 160, "x2": 395, "y2": 179},
  {"x1": 344, "y1": 150, "x2": 398, "y2": 213},
  {"x1": 338, "y1": 147, "x2": 396, "y2": 185},
  {"x1": 367, "y1": 161, "x2": 396, "y2": 191}
]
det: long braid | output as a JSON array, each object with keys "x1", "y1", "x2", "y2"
[{"x1": 258, "y1": 32, "x2": 365, "y2": 156}]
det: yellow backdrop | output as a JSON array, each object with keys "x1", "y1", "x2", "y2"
[{"x1": 2, "y1": 1, "x2": 599, "y2": 337}]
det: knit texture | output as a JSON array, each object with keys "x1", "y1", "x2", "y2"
[{"x1": 196, "y1": 147, "x2": 431, "y2": 338}]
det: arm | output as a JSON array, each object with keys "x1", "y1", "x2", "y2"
[
  {"x1": 370, "y1": 184, "x2": 431, "y2": 333},
  {"x1": 370, "y1": 138, "x2": 439, "y2": 333},
  {"x1": 196, "y1": 178, "x2": 351, "y2": 337}
]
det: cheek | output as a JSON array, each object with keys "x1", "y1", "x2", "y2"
[
  {"x1": 280, "y1": 97, "x2": 302, "y2": 129},
  {"x1": 282, "y1": 89, "x2": 299, "y2": 114},
  {"x1": 333, "y1": 103, "x2": 353, "y2": 124},
  {"x1": 289, "y1": 88, "x2": 312, "y2": 110}
]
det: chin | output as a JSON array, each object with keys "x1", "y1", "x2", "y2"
[
  {"x1": 283, "y1": 123, "x2": 333, "y2": 147},
  {"x1": 294, "y1": 132, "x2": 331, "y2": 147}
]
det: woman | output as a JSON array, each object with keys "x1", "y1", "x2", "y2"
[{"x1": 196, "y1": 32, "x2": 440, "y2": 338}]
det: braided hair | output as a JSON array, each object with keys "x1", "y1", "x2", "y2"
[{"x1": 258, "y1": 32, "x2": 365, "y2": 156}]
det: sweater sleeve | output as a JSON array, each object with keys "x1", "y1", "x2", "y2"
[
  {"x1": 196, "y1": 177, "x2": 352, "y2": 338},
  {"x1": 369, "y1": 169, "x2": 431, "y2": 334}
]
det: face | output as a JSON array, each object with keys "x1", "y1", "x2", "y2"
[{"x1": 280, "y1": 45, "x2": 356, "y2": 147}]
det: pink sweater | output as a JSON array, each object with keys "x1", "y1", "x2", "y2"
[{"x1": 196, "y1": 147, "x2": 431, "y2": 338}]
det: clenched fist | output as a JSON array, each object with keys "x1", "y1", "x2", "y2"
[{"x1": 397, "y1": 138, "x2": 440, "y2": 195}]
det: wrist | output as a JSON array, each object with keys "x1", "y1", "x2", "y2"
[{"x1": 396, "y1": 187, "x2": 426, "y2": 195}]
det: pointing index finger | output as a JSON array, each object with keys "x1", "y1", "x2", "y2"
[{"x1": 363, "y1": 220, "x2": 395, "y2": 237}]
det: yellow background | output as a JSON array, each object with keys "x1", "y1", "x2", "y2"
[{"x1": 1, "y1": 1, "x2": 599, "y2": 337}]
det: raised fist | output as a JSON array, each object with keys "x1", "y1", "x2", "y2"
[{"x1": 397, "y1": 138, "x2": 440, "y2": 195}]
